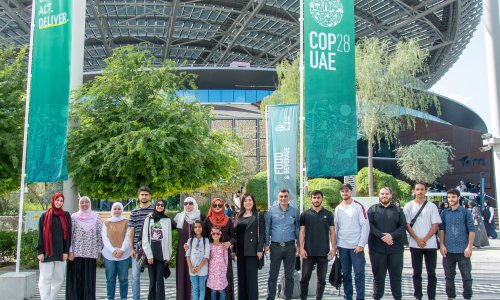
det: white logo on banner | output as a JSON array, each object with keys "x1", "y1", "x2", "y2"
[
  {"x1": 310, "y1": 0, "x2": 344, "y2": 28},
  {"x1": 275, "y1": 116, "x2": 291, "y2": 132}
]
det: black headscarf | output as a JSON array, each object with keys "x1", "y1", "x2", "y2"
[{"x1": 152, "y1": 200, "x2": 168, "y2": 222}]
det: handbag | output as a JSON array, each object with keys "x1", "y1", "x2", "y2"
[
  {"x1": 257, "y1": 212, "x2": 264, "y2": 270},
  {"x1": 328, "y1": 254, "x2": 343, "y2": 294},
  {"x1": 135, "y1": 218, "x2": 151, "y2": 272},
  {"x1": 163, "y1": 262, "x2": 171, "y2": 279}
]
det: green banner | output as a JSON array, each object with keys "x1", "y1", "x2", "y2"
[
  {"x1": 26, "y1": 0, "x2": 72, "y2": 182},
  {"x1": 304, "y1": 0, "x2": 357, "y2": 177},
  {"x1": 267, "y1": 104, "x2": 299, "y2": 207}
]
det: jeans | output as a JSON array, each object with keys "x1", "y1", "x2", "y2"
[
  {"x1": 131, "y1": 257, "x2": 141, "y2": 300},
  {"x1": 300, "y1": 256, "x2": 328, "y2": 300},
  {"x1": 338, "y1": 247, "x2": 365, "y2": 300},
  {"x1": 267, "y1": 243, "x2": 296, "y2": 300},
  {"x1": 104, "y1": 257, "x2": 129, "y2": 300},
  {"x1": 443, "y1": 253, "x2": 473, "y2": 299},
  {"x1": 211, "y1": 289, "x2": 226, "y2": 300},
  {"x1": 369, "y1": 251, "x2": 403, "y2": 300},
  {"x1": 410, "y1": 248, "x2": 437, "y2": 299},
  {"x1": 190, "y1": 275, "x2": 207, "y2": 300}
]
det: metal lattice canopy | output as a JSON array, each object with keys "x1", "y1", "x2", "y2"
[{"x1": 0, "y1": 0, "x2": 482, "y2": 86}]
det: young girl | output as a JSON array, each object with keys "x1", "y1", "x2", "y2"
[
  {"x1": 186, "y1": 220, "x2": 210, "y2": 300},
  {"x1": 207, "y1": 226, "x2": 228, "y2": 300}
]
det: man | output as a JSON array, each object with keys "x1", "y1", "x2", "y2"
[
  {"x1": 265, "y1": 188, "x2": 300, "y2": 300},
  {"x1": 233, "y1": 190, "x2": 242, "y2": 212},
  {"x1": 457, "y1": 180, "x2": 467, "y2": 193},
  {"x1": 367, "y1": 187, "x2": 406, "y2": 300},
  {"x1": 128, "y1": 186, "x2": 154, "y2": 300},
  {"x1": 483, "y1": 199, "x2": 497, "y2": 239},
  {"x1": 439, "y1": 188, "x2": 475, "y2": 300},
  {"x1": 404, "y1": 182, "x2": 441, "y2": 300},
  {"x1": 334, "y1": 183, "x2": 369, "y2": 300},
  {"x1": 299, "y1": 190, "x2": 336, "y2": 300}
]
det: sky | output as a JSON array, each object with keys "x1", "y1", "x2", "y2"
[{"x1": 430, "y1": 12, "x2": 494, "y2": 132}]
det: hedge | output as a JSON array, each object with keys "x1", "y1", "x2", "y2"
[
  {"x1": 245, "y1": 171, "x2": 301, "y2": 211},
  {"x1": 304, "y1": 178, "x2": 342, "y2": 211},
  {"x1": 356, "y1": 167, "x2": 412, "y2": 204}
]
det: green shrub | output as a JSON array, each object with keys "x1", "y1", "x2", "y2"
[
  {"x1": 356, "y1": 167, "x2": 411, "y2": 203},
  {"x1": 168, "y1": 229, "x2": 179, "y2": 267},
  {"x1": 0, "y1": 231, "x2": 16, "y2": 260},
  {"x1": 304, "y1": 178, "x2": 342, "y2": 211},
  {"x1": 21, "y1": 230, "x2": 39, "y2": 268},
  {"x1": 245, "y1": 171, "x2": 301, "y2": 211}
]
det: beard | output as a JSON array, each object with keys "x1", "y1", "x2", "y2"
[
  {"x1": 312, "y1": 201, "x2": 322, "y2": 207},
  {"x1": 379, "y1": 198, "x2": 391, "y2": 205}
]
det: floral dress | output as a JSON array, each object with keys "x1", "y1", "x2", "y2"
[{"x1": 206, "y1": 244, "x2": 228, "y2": 291}]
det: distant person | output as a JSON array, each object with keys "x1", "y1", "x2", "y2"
[
  {"x1": 37, "y1": 192, "x2": 71, "y2": 300},
  {"x1": 233, "y1": 190, "x2": 242, "y2": 212},
  {"x1": 334, "y1": 184, "x2": 369, "y2": 300},
  {"x1": 457, "y1": 180, "x2": 467, "y2": 193},
  {"x1": 224, "y1": 204, "x2": 234, "y2": 219},
  {"x1": 99, "y1": 199, "x2": 110, "y2": 211},
  {"x1": 404, "y1": 182, "x2": 441, "y2": 300},
  {"x1": 483, "y1": 199, "x2": 497, "y2": 239},
  {"x1": 469, "y1": 201, "x2": 489, "y2": 248},
  {"x1": 439, "y1": 188, "x2": 475, "y2": 300}
]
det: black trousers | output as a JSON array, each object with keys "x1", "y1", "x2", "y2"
[
  {"x1": 267, "y1": 243, "x2": 296, "y2": 300},
  {"x1": 300, "y1": 256, "x2": 328, "y2": 300},
  {"x1": 237, "y1": 256, "x2": 259, "y2": 300},
  {"x1": 410, "y1": 248, "x2": 437, "y2": 299},
  {"x1": 66, "y1": 257, "x2": 97, "y2": 300},
  {"x1": 443, "y1": 253, "x2": 473, "y2": 299},
  {"x1": 147, "y1": 259, "x2": 166, "y2": 300},
  {"x1": 369, "y1": 251, "x2": 403, "y2": 300}
]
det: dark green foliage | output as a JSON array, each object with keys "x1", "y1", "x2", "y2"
[
  {"x1": 304, "y1": 178, "x2": 342, "y2": 211},
  {"x1": 0, "y1": 46, "x2": 27, "y2": 194},
  {"x1": 245, "y1": 171, "x2": 269, "y2": 210},
  {"x1": 21, "y1": 230, "x2": 39, "y2": 268},
  {"x1": 356, "y1": 167, "x2": 411, "y2": 203},
  {"x1": 0, "y1": 231, "x2": 16, "y2": 260},
  {"x1": 169, "y1": 229, "x2": 178, "y2": 267},
  {"x1": 67, "y1": 46, "x2": 240, "y2": 199}
]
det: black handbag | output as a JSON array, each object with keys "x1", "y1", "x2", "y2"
[
  {"x1": 163, "y1": 262, "x2": 171, "y2": 279},
  {"x1": 328, "y1": 254, "x2": 343, "y2": 294}
]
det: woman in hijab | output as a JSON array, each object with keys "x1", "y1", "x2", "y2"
[
  {"x1": 37, "y1": 192, "x2": 72, "y2": 300},
  {"x1": 142, "y1": 200, "x2": 172, "y2": 300},
  {"x1": 470, "y1": 201, "x2": 490, "y2": 248},
  {"x1": 67, "y1": 196, "x2": 103, "y2": 300},
  {"x1": 172, "y1": 197, "x2": 205, "y2": 300},
  {"x1": 102, "y1": 202, "x2": 130, "y2": 300},
  {"x1": 204, "y1": 197, "x2": 235, "y2": 300}
]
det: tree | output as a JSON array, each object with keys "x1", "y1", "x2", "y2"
[
  {"x1": 395, "y1": 140, "x2": 454, "y2": 184},
  {"x1": 68, "y1": 46, "x2": 241, "y2": 199},
  {"x1": 356, "y1": 38, "x2": 440, "y2": 196},
  {"x1": 0, "y1": 46, "x2": 27, "y2": 195}
]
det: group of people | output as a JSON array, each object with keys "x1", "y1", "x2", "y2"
[{"x1": 36, "y1": 182, "x2": 488, "y2": 300}]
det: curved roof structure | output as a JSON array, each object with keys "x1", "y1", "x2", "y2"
[{"x1": 0, "y1": 0, "x2": 482, "y2": 86}]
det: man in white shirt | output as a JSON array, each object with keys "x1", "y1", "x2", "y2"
[
  {"x1": 404, "y1": 182, "x2": 442, "y2": 300},
  {"x1": 334, "y1": 184, "x2": 370, "y2": 300}
]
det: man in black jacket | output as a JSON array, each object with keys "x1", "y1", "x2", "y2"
[{"x1": 367, "y1": 187, "x2": 406, "y2": 300}]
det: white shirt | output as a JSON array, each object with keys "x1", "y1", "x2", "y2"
[
  {"x1": 101, "y1": 221, "x2": 130, "y2": 261},
  {"x1": 334, "y1": 200, "x2": 370, "y2": 249},
  {"x1": 403, "y1": 200, "x2": 441, "y2": 249}
]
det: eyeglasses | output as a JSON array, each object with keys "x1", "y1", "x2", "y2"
[
  {"x1": 156, "y1": 203, "x2": 165, "y2": 207},
  {"x1": 210, "y1": 232, "x2": 222, "y2": 236},
  {"x1": 184, "y1": 202, "x2": 194, "y2": 206},
  {"x1": 212, "y1": 204, "x2": 223, "y2": 209}
]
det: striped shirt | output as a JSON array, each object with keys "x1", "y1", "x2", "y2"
[{"x1": 128, "y1": 204, "x2": 154, "y2": 248}]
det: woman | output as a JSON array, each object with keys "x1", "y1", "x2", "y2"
[
  {"x1": 470, "y1": 201, "x2": 490, "y2": 248},
  {"x1": 234, "y1": 193, "x2": 265, "y2": 300},
  {"x1": 142, "y1": 200, "x2": 172, "y2": 300},
  {"x1": 172, "y1": 197, "x2": 205, "y2": 300},
  {"x1": 37, "y1": 192, "x2": 72, "y2": 300},
  {"x1": 67, "y1": 196, "x2": 103, "y2": 300},
  {"x1": 102, "y1": 202, "x2": 130, "y2": 300},
  {"x1": 204, "y1": 198, "x2": 235, "y2": 300}
]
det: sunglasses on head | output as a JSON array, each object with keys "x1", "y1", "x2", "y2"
[
  {"x1": 210, "y1": 231, "x2": 222, "y2": 236},
  {"x1": 212, "y1": 204, "x2": 223, "y2": 208},
  {"x1": 156, "y1": 203, "x2": 165, "y2": 207},
  {"x1": 184, "y1": 201, "x2": 194, "y2": 206}
]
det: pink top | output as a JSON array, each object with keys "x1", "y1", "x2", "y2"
[{"x1": 206, "y1": 243, "x2": 228, "y2": 291}]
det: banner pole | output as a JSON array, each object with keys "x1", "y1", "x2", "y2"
[
  {"x1": 265, "y1": 105, "x2": 271, "y2": 208},
  {"x1": 15, "y1": 0, "x2": 37, "y2": 273},
  {"x1": 299, "y1": 0, "x2": 305, "y2": 214}
]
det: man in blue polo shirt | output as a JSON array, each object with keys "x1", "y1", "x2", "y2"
[
  {"x1": 265, "y1": 188, "x2": 300, "y2": 300},
  {"x1": 439, "y1": 188, "x2": 475, "y2": 300}
]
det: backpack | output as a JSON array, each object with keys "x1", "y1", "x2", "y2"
[
  {"x1": 277, "y1": 271, "x2": 301, "y2": 299},
  {"x1": 328, "y1": 255, "x2": 343, "y2": 294}
]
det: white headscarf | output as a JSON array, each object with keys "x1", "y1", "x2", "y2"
[
  {"x1": 107, "y1": 202, "x2": 126, "y2": 223},
  {"x1": 72, "y1": 196, "x2": 99, "y2": 232},
  {"x1": 174, "y1": 197, "x2": 200, "y2": 229}
]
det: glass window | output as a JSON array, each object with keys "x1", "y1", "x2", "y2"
[
  {"x1": 245, "y1": 90, "x2": 257, "y2": 103},
  {"x1": 234, "y1": 90, "x2": 246, "y2": 103},
  {"x1": 208, "y1": 90, "x2": 222, "y2": 102},
  {"x1": 221, "y1": 90, "x2": 234, "y2": 102}
]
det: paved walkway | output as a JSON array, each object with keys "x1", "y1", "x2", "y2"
[{"x1": 17, "y1": 239, "x2": 500, "y2": 299}]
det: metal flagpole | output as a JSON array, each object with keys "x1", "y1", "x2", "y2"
[
  {"x1": 299, "y1": 0, "x2": 305, "y2": 214},
  {"x1": 15, "y1": 0, "x2": 37, "y2": 273}
]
